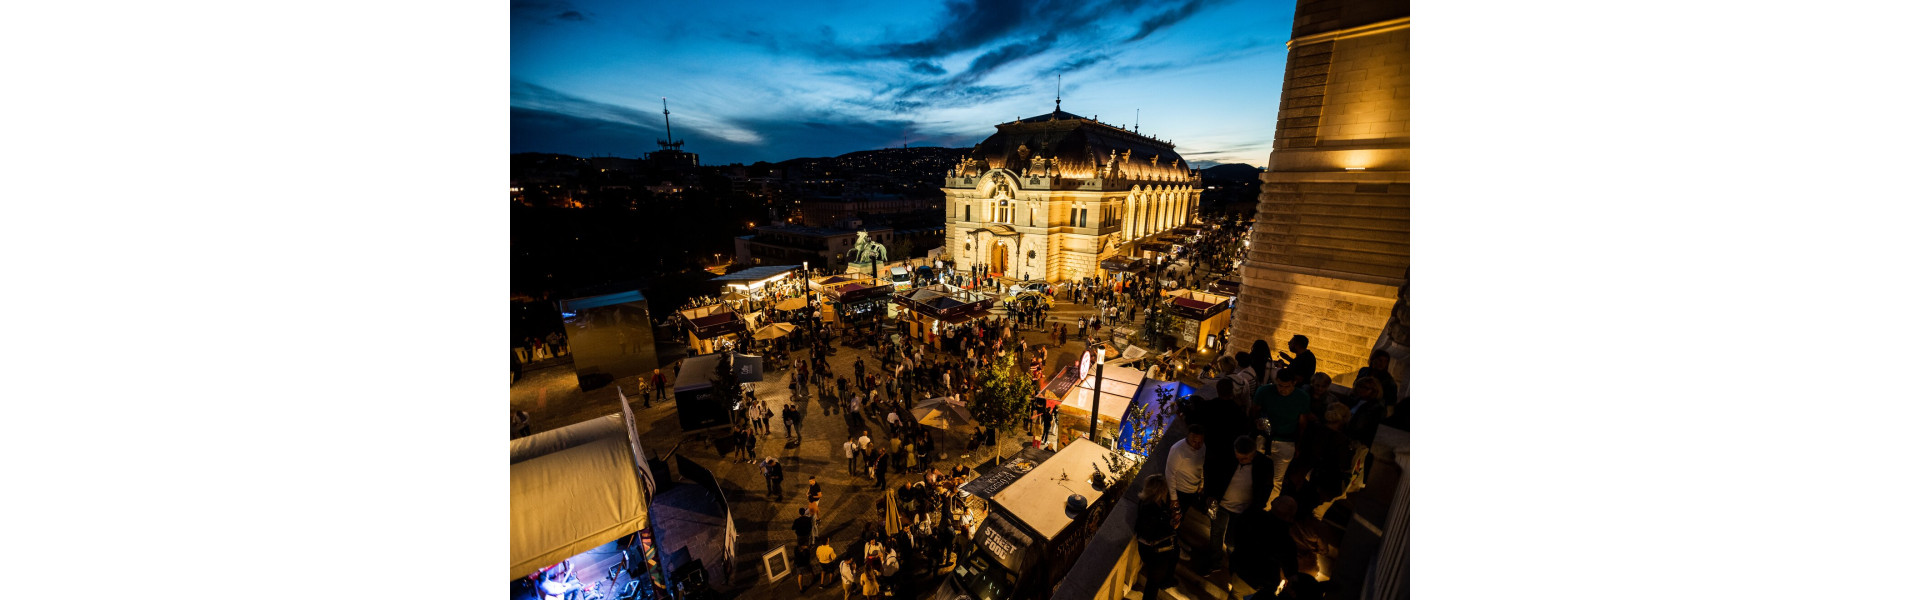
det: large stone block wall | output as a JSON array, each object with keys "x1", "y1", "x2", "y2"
[
  {"x1": 1228, "y1": 270, "x2": 1396, "y2": 385},
  {"x1": 1247, "y1": 172, "x2": 1408, "y2": 282},
  {"x1": 1231, "y1": 0, "x2": 1408, "y2": 386}
]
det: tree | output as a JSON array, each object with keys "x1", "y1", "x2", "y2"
[{"x1": 972, "y1": 350, "x2": 1038, "y2": 462}]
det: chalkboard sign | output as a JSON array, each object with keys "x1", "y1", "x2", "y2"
[
  {"x1": 977, "y1": 513, "x2": 1034, "y2": 571},
  {"x1": 959, "y1": 447, "x2": 1055, "y2": 500}
]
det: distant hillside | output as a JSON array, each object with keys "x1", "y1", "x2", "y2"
[{"x1": 1200, "y1": 163, "x2": 1262, "y2": 182}]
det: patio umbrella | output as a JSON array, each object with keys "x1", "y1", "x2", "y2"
[
  {"x1": 883, "y1": 489, "x2": 902, "y2": 536},
  {"x1": 751, "y1": 322, "x2": 796, "y2": 340},
  {"x1": 720, "y1": 289, "x2": 751, "y2": 302},
  {"x1": 911, "y1": 396, "x2": 975, "y2": 430},
  {"x1": 774, "y1": 297, "x2": 808, "y2": 311}
]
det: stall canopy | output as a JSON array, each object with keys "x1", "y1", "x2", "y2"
[
  {"x1": 911, "y1": 396, "x2": 976, "y2": 430},
  {"x1": 810, "y1": 275, "x2": 859, "y2": 289},
  {"x1": 896, "y1": 285, "x2": 995, "y2": 320},
  {"x1": 511, "y1": 414, "x2": 650, "y2": 581},
  {"x1": 710, "y1": 265, "x2": 800, "y2": 288},
  {"x1": 1166, "y1": 290, "x2": 1231, "y2": 320},
  {"x1": 993, "y1": 439, "x2": 1134, "y2": 541},
  {"x1": 1100, "y1": 256, "x2": 1147, "y2": 274},
  {"x1": 675, "y1": 352, "x2": 765, "y2": 391},
  {"x1": 681, "y1": 305, "x2": 748, "y2": 340}
]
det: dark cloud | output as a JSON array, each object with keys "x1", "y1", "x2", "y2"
[
  {"x1": 871, "y1": 0, "x2": 1040, "y2": 59},
  {"x1": 513, "y1": 81, "x2": 661, "y2": 129},
  {"x1": 909, "y1": 61, "x2": 947, "y2": 76},
  {"x1": 1056, "y1": 51, "x2": 1110, "y2": 74},
  {"x1": 513, "y1": 0, "x2": 589, "y2": 24},
  {"x1": 512, "y1": 86, "x2": 983, "y2": 164},
  {"x1": 1126, "y1": 0, "x2": 1214, "y2": 42}
]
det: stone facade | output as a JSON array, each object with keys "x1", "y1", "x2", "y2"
[
  {"x1": 1231, "y1": 0, "x2": 1409, "y2": 386},
  {"x1": 943, "y1": 109, "x2": 1202, "y2": 283}
]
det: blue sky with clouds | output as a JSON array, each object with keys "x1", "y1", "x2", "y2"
[{"x1": 511, "y1": 0, "x2": 1294, "y2": 167}]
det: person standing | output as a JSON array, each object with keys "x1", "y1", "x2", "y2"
[
  {"x1": 1134, "y1": 474, "x2": 1181, "y2": 600},
  {"x1": 1202, "y1": 436, "x2": 1274, "y2": 573},
  {"x1": 792, "y1": 507, "x2": 816, "y2": 553},
  {"x1": 1277, "y1": 334, "x2": 1316, "y2": 385},
  {"x1": 783, "y1": 403, "x2": 798, "y2": 439},
  {"x1": 845, "y1": 437, "x2": 863, "y2": 477},
  {"x1": 1164, "y1": 425, "x2": 1208, "y2": 515},
  {"x1": 815, "y1": 536, "x2": 839, "y2": 586},
  {"x1": 1356, "y1": 348, "x2": 1400, "y2": 409},
  {"x1": 808, "y1": 476, "x2": 824, "y2": 516},
  {"x1": 764, "y1": 457, "x2": 785, "y2": 498}
]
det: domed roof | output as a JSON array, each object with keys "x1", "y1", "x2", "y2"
[{"x1": 956, "y1": 109, "x2": 1197, "y2": 183}]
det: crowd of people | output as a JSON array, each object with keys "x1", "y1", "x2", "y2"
[{"x1": 1137, "y1": 332, "x2": 1404, "y2": 600}]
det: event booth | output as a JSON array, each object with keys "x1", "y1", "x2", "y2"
[
  {"x1": 1040, "y1": 358, "x2": 1192, "y2": 455},
  {"x1": 818, "y1": 275, "x2": 894, "y2": 329},
  {"x1": 511, "y1": 406, "x2": 663, "y2": 600},
  {"x1": 1162, "y1": 289, "x2": 1233, "y2": 351},
  {"x1": 672, "y1": 352, "x2": 764, "y2": 433},
  {"x1": 560, "y1": 290, "x2": 659, "y2": 390},
  {"x1": 709, "y1": 265, "x2": 800, "y2": 299},
  {"x1": 894, "y1": 285, "x2": 996, "y2": 347},
  {"x1": 678, "y1": 305, "x2": 747, "y2": 355},
  {"x1": 949, "y1": 439, "x2": 1135, "y2": 600}
]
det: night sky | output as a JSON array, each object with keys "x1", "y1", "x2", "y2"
[{"x1": 512, "y1": 0, "x2": 1295, "y2": 167}]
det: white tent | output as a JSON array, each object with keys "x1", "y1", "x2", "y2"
[
  {"x1": 510, "y1": 414, "x2": 652, "y2": 581},
  {"x1": 1058, "y1": 365, "x2": 1152, "y2": 423}
]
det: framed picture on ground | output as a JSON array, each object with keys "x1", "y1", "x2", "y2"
[{"x1": 761, "y1": 546, "x2": 791, "y2": 583}]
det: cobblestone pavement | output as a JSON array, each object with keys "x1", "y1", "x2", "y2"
[{"x1": 511, "y1": 296, "x2": 1174, "y2": 600}]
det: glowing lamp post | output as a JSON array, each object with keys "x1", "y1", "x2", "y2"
[{"x1": 1087, "y1": 348, "x2": 1107, "y2": 447}]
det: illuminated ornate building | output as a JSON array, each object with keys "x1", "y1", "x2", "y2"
[{"x1": 942, "y1": 105, "x2": 1201, "y2": 283}]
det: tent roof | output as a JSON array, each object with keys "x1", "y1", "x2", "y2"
[
  {"x1": 993, "y1": 439, "x2": 1132, "y2": 541},
  {"x1": 510, "y1": 415, "x2": 647, "y2": 581},
  {"x1": 676, "y1": 353, "x2": 723, "y2": 392},
  {"x1": 710, "y1": 265, "x2": 800, "y2": 282},
  {"x1": 558, "y1": 290, "x2": 646, "y2": 312},
  {"x1": 1058, "y1": 365, "x2": 1151, "y2": 422}
]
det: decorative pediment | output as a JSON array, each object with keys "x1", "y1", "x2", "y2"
[{"x1": 972, "y1": 224, "x2": 1019, "y2": 237}]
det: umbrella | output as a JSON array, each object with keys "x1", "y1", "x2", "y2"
[
  {"x1": 883, "y1": 489, "x2": 902, "y2": 536},
  {"x1": 751, "y1": 322, "x2": 796, "y2": 340},
  {"x1": 911, "y1": 396, "x2": 975, "y2": 430},
  {"x1": 720, "y1": 290, "x2": 751, "y2": 302},
  {"x1": 774, "y1": 297, "x2": 808, "y2": 311}
]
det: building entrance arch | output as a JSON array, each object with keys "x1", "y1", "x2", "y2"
[{"x1": 990, "y1": 240, "x2": 1009, "y2": 276}]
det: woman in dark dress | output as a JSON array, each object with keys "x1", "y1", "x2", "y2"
[{"x1": 1134, "y1": 474, "x2": 1181, "y2": 600}]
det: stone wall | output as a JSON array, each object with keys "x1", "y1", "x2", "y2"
[
  {"x1": 1230, "y1": 270, "x2": 1396, "y2": 385},
  {"x1": 1231, "y1": 0, "x2": 1408, "y2": 387}
]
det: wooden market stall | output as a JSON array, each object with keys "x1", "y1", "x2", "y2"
[
  {"x1": 678, "y1": 304, "x2": 747, "y2": 355},
  {"x1": 893, "y1": 284, "x2": 996, "y2": 347},
  {"x1": 1163, "y1": 289, "x2": 1233, "y2": 351}
]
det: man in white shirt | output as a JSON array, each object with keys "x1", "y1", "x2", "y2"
[
  {"x1": 1164, "y1": 424, "x2": 1208, "y2": 513},
  {"x1": 845, "y1": 436, "x2": 864, "y2": 477}
]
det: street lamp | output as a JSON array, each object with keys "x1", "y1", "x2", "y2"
[{"x1": 1087, "y1": 347, "x2": 1107, "y2": 447}]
